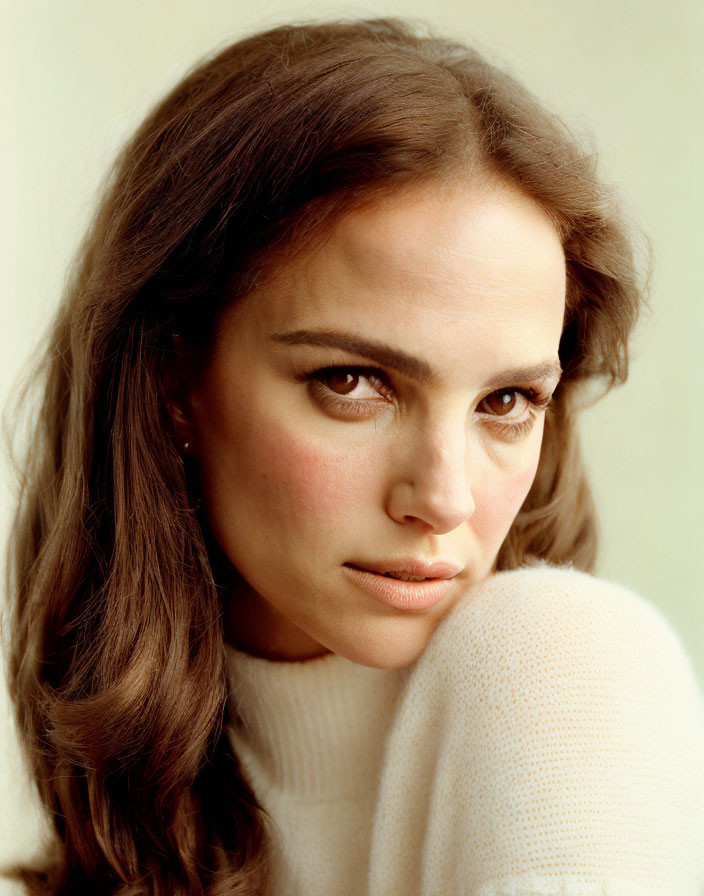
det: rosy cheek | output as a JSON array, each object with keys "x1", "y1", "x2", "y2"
[
  {"x1": 470, "y1": 463, "x2": 538, "y2": 540},
  {"x1": 255, "y1": 424, "x2": 369, "y2": 527}
]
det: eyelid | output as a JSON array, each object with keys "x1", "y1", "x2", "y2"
[
  {"x1": 304, "y1": 363, "x2": 551, "y2": 395},
  {"x1": 301, "y1": 364, "x2": 395, "y2": 406},
  {"x1": 475, "y1": 388, "x2": 551, "y2": 442},
  {"x1": 476, "y1": 384, "x2": 553, "y2": 409},
  {"x1": 303, "y1": 365, "x2": 555, "y2": 406},
  {"x1": 301, "y1": 364, "x2": 554, "y2": 437},
  {"x1": 301, "y1": 364, "x2": 392, "y2": 390}
]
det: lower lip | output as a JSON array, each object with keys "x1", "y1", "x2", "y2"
[{"x1": 342, "y1": 565, "x2": 454, "y2": 611}]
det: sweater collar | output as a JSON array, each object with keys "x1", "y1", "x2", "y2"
[{"x1": 224, "y1": 642, "x2": 404, "y2": 799}]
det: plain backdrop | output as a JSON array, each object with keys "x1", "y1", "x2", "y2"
[{"x1": 2, "y1": 0, "x2": 702, "y2": 694}]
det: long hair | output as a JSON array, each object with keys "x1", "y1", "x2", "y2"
[{"x1": 3, "y1": 18, "x2": 647, "y2": 896}]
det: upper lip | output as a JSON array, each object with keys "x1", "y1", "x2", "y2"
[{"x1": 345, "y1": 558, "x2": 464, "y2": 579}]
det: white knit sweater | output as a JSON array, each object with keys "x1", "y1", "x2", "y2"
[{"x1": 224, "y1": 564, "x2": 704, "y2": 896}]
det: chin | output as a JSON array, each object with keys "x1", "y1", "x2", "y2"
[
  {"x1": 331, "y1": 583, "x2": 475, "y2": 669},
  {"x1": 330, "y1": 626, "x2": 434, "y2": 670}
]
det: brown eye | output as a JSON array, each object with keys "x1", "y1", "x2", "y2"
[
  {"x1": 481, "y1": 390, "x2": 517, "y2": 415},
  {"x1": 324, "y1": 370, "x2": 360, "y2": 395}
]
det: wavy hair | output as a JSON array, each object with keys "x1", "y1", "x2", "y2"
[{"x1": 3, "y1": 18, "x2": 648, "y2": 896}]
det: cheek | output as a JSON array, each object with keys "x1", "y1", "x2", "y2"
[
  {"x1": 470, "y1": 461, "x2": 538, "y2": 542},
  {"x1": 252, "y1": 422, "x2": 372, "y2": 529}
]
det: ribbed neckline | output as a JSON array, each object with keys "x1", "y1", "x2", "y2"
[{"x1": 224, "y1": 643, "x2": 404, "y2": 799}]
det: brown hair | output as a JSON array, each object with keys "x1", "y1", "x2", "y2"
[{"x1": 3, "y1": 17, "x2": 647, "y2": 896}]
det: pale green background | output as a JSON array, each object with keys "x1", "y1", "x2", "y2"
[{"x1": 2, "y1": 0, "x2": 703, "y2": 689}]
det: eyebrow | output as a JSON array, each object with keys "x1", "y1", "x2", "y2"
[{"x1": 271, "y1": 328, "x2": 562, "y2": 389}]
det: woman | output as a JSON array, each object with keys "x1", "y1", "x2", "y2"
[{"x1": 3, "y1": 17, "x2": 703, "y2": 896}]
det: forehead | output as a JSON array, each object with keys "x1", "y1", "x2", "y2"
[
  {"x1": 227, "y1": 179, "x2": 566, "y2": 381},
  {"x1": 332, "y1": 180, "x2": 563, "y2": 305}
]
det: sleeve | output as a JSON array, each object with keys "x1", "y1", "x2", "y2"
[{"x1": 368, "y1": 564, "x2": 704, "y2": 896}]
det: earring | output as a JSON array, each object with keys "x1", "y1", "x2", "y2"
[{"x1": 183, "y1": 441, "x2": 190, "y2": 452}]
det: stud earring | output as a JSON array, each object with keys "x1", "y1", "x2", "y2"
[{"x1": 183, "y1": 441, "x2": 190, "y2": 452}]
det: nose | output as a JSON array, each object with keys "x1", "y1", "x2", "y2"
[{"x1": 385, "y1": 416, "x2": 475, "y2": 535}]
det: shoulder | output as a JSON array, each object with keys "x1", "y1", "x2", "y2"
[
  {"x1": 394, "y1": 563, "x2": 704, "y2": 885},
  {"x1": 436, "y1": 561, "x2": 683, "y2": 644},
  {"x1": 409, "y1": 561, "x2": 704, "y2": 810},
  {"x1": 423, "y1": 562, "x2": 703, "y2": 710}
]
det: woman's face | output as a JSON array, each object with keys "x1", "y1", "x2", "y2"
[{"x1": 180, "y1": 178, "x2": 566, "y2": 668}]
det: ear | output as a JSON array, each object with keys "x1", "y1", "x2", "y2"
[{"x1": 164, "y1": 332, "x2": 198, "y2": 456}]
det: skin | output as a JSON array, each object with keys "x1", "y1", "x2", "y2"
[{"x1": 171, "y1": 177, "x2": 566, "y2": 669}]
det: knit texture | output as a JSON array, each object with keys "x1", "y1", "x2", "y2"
[{"x1": 224, "y1": 564, "x2": 704, "y2": 896}]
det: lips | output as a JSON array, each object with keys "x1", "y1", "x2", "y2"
[
  {"x1": 341, "y1": 562, "x2": 459, "y2": 611},
  {"x1": 344, "y1": 558, "x2": 463, "y2": 581}
]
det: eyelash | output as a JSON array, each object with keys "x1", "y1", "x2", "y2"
[{"x1": 301, "y1": 365, "x2": 553, "y2": 441}]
